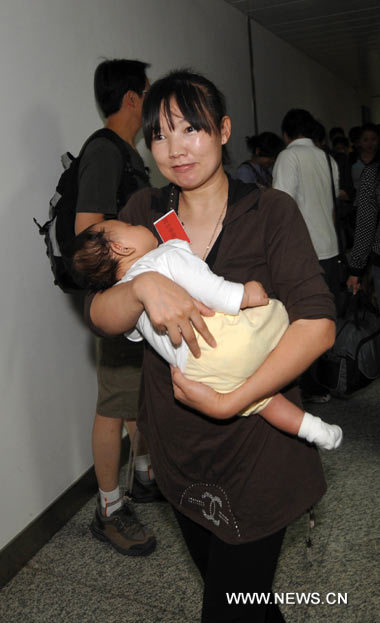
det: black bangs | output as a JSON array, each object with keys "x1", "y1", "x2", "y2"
[{"x1": 143, "y1": 70, "x2": 226, "y2": 149}]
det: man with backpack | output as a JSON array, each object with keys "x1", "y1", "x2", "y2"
[{"x1": 75, "y1": 59, "x2": 158, "y2": 556}]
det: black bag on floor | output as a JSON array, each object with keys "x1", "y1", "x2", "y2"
[{"x1": 317, "y1": 291, "x2": 380, "y2": 396}]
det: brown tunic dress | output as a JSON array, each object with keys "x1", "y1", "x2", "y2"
[{"x1": 96, "y1": 178, "x2": 336, "y2": 544}]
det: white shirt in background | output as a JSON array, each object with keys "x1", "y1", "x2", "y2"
[{"x1": 273, "y1": 138, "x2": 339, "y2": 260}]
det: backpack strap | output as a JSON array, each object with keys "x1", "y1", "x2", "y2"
[{"x1": 325, "y1": 151, "x2": 344, "y2": 256}]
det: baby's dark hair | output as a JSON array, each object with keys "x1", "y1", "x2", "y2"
[{"x1": 68, "y1": 224, "x2": 120, "y2": 292}]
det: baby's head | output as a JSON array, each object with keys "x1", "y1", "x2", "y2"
[{"x1": 69, "y1": 219, "x2": 158, "y2": 292}]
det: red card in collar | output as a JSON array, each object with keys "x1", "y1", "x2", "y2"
[{"x1": 154, "y1": 210, "x2": 190, "y2": 243}]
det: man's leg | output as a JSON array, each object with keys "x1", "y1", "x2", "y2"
[
  {"x1": 89, "y1": 337, "x2": 156, "y2": 555},
  {"x1": 95, "y1": 335, "x2": 160, "y2": 499},
  {"x1": 90, "y1": 411, "x2": 155, "y2": 556},
  {"x1": 92, "y1": 413, "x2": 123, "y2": 492}
]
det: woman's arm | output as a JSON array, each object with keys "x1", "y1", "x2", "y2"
[
  {"x1": 89, "y1": 271, "x2": 216, "y2": 358},
  {"x1": 171, "y1": 317, "x2": 335, "y2": 418}
]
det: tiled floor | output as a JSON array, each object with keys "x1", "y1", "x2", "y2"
[{"x1": 1, "y1": 381, "x2": 379, "y2": 622}]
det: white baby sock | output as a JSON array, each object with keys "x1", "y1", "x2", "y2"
[{"x1": 298, "y1": 412, "x2": 343, "y2": 450}]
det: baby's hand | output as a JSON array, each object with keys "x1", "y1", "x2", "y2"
[{"x1": 241, "y1": 281, "x2": 269, "y2": 309}]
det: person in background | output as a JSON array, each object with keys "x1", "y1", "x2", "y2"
[
  {"x1": 332, "y1": 136, "x2": 350, "y2": 156},
  {"x1": 313, "y1": 123, "x2": 354, "y2": 208},
  {"x1": 331, "y1": 135, "x2": 356, "y2": 250},
  {"x1": 312, "y1": 120, "x2": 328, "y2": 151},
  {"x1": 236, "y1": 132, "x2": 284, "y2": 188},
  {"x1": 351, "y1": 123, "x2": 380, "y2": 191},
  {"x1": 348, "y1": 125, "x2": 363, "y2": 166},
  {"x1": 329, "y1": 126, "x2": 345, "y2": 146},
  {"x1": 75, "y1": 58, "x2": 158, "y2": 557},
  {"x1": 273, "y1": 109, "x2": 339, "y2": 403},
  {"x1": 347, "y1": 161, "x2": 380, "y2": 306}
]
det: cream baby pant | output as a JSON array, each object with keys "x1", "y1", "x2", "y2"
[{"x1": 184, "y1": 299, "x2": 289, "y2": 415}]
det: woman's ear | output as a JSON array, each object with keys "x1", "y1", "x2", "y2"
[
  {"x1": 220, "y1": 116, "x2": 231, "y2": 145},
  {"x1": 110, "y1": 241, "x2": 136, "y2": 257}
]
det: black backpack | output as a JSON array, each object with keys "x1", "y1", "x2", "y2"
[{"x1": 34, "y1": 128, "x2": 149, "y2": 292}]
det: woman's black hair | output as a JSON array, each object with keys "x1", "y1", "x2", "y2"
[
  {"x1": 142, "y1": 69, "x2": 227, "y2": 150},
  {"x1": 245, "y1": 132, "x2": 284, "y2": 158}
]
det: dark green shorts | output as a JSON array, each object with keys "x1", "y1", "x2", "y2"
[{"x1": 96, "y1": 335, "x2": 144, "y2": 420}]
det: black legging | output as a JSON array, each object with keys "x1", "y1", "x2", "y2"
[{"x1": 173, "y1": 508, "x2": 286, "y2": 623}]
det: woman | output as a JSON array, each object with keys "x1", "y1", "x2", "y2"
[
  {"x1": 88, "y1": 70, "x2": 335, "y2": 623},
  {"x1": 351, "y1": 123, "x2": 380, "y2": 191},
  {"x1": 347, "y1": 161, "x2": 380, "y2": 304},
  {"x1": 236, "y1": 132, "x2": 284, "y2": 188}
]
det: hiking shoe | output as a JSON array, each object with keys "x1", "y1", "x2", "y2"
[
  {"x1": 90, "y1": 495, "x2": 156, "y2": 556},
  {"x1": 129, "y1": 476, "x2": 166, "y2": 504}
]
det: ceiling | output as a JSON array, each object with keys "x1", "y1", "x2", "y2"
[{"x1": 224, "y1": 0, "x2": 380, "y2": 95}]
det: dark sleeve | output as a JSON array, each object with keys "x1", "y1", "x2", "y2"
[
  {"x1": 349, "y1": 164, "x2": 379, "y2": 275},
  {"x1": 76, "y1": 138, "x2": 123, "y2": 216},
  {"x1": 262, "y1": 190, "x2": 336, "y2": 323}
]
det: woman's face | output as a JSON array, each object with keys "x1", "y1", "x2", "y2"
[
  {"x1": 360, "y1": 130, "x2": 379, "y2": 155},
  {"x1": 150, "y1": 98, "x2": 231, "y2": 191}
]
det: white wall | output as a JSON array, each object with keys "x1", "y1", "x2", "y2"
[
  {"x1": 0, "y1": 0, "x2": 252, "y2": 550},
  {"x1": 0, "y1": 0, "x2": 364, "y2": 551},
  {"x1": 250, "y1": 19, "x2": 362, "y2": 139}
]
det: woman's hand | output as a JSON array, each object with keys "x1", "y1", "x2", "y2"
[
  {"x1": 346, "y1": 275, "x2": 360, "y2": 295},
  {"x1": 90, "y1": 271, "x2": 216, "y2": 356},
  {"x1": 171, "y1": 366, "x2": 234, "y2": 418},
  {"x1": 133, "y1": 272, "x2": 216, "y2": 358}
]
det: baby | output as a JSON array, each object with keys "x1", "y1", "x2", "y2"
[{"x1": 70, "y1": 219, "x2": 342, "y2": 450}]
